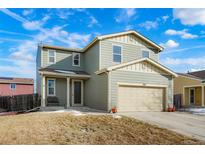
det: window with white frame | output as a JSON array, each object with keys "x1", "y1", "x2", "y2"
[
  {"x1": 47, "y1": 79, "x2": 55, "y2": 96},
  {"x1": 72, "y1": 53, "x2": 80, "y2": 66},
  {"x1": 10, "y1": 83, "x2": 16, "y2": 90},
  {"x1": 48, "y1": 50, "x2": 55, "y2": 63},
  {"x1": 113, "y1": 45, "x2": 122, "y2": 63},
  {"x1": 142, "y1": 50, "x2": 149, "y2": 58}
]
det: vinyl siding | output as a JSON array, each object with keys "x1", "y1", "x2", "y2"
[
  {"x1": 45, "y1": 77, "x2": 67, "y2": 107},
  {"x1": 84, "y1": 42, "x2": 108, "y2": 111},
  {"x1": 36, "y1": 46, "x2": 42, "y2": 95},
  {"x1": 174, "y1": 76, "x2": 201, "y2": 94},
  {"x1": 110, "y1": 70, "x2": 173, "y2": 111},
  {"x1": 100, "y1": 39, "x2": 158, "y2": 69},
  {"x1": 42, "y1": 48, "x2": 84, "y2": 71}
]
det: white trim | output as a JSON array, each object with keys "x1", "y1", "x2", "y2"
[
  {"x1": 71, "y1": 79, "x2": 83, "y2": 107},
  {"x1": 47, "y1": 49, "x2": 56, "y2": 64},
  {"x1": 96, "y1": 58, "x2": 178, "y2": 77},
  {"x1": 82, "y1": 31, "x2": 163, "y2": 53},
  {"x1": 107, "y1": 71, "x2": 111, "y2": 111},
  {"x1": 72, "y1": 52, "x2": 80, "y2": 67},
  {"x1": 183, "y1": 85, "x2": 202, "y2": 88},
  {"x1": 66, "y1": 77, "x2": 70, "y2": 108},
  {"x1": 117, "y1": 82, "x2": 168, "y2": 88},
  {"x1": 189, "y1": 88, "x2": 195, "y2": 105},
  {"x1": 47, "y1": 78, "x2": 56, "y2": 96},
  {"x1": 99, "y1": 40, "x2": 101, "y2": 70},
  {"x1": 41, "y1": 75, "x2": 46, "y2": 107},
  {"x1": 202, "y1": 86, "x2": 204, "y2": 107},
  {"x1": 112, "y1": 44, "x2": 123, "y2": 63},
  {"x1": 39, "y1": 70, "x2": 90, "y2": 78},
  {"x1": 98, "y1": 31, "x2": 163, "y2": 51}
]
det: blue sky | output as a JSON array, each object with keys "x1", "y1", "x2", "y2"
[{"x1": 0, "y1": 8, "x2": 205, "y2": 80}]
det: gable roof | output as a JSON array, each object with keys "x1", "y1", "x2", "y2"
[
  {"x1": 96, "y1": 58, "x2": 178, "y2": 77},
  {"x1": 187, "y1": 70, "x2": 205, "y2": 80},
  {"x1": 177, "y1": 73, "x2": 203, "y2": 81},
  {"x1": 41, "y1": 44, "x2": 82, "y2": 52},
  {"x1": 83, "y1": 30, "x2": 163, "y2": 52},
  {"x1": 0, "y1": 77, "x2": 34, "y2": 84}
]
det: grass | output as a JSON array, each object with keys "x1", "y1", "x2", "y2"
[{"x1": 0, "y1": 112, "x2": 203, "y2": 145}]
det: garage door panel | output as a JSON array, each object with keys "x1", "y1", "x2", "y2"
[{"x1": 118, "y1": 86, "x2": 164, "y2": 111}]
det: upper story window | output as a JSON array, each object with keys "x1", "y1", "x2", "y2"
[
  {"x1": 48, "y1": 50, "x2": 56, "y2": 64},
  {"x1": 72, "y1": 53, "x2": 80, "y2": 67},
  {"x1": 47, "y1": 79, "x2": 55, "y2": 96},
  {"x1": 142, "y1": 50, "x2": 150, "y2": 58},
  {"x1": 10, "y1": 83, "x2": 16, "y2": 90},
  {"x1": 113, "y1": 45, "x2": 122, "y2": 63}
]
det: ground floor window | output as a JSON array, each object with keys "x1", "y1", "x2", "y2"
[{"x1": 47, "y1": 79, "x2": 55, "y2": 96}]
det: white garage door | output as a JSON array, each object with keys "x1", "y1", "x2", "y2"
[{"x1": 118, "y1": 85, "x2": 165, "y2": 112}]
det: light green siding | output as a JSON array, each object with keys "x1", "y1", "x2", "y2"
[
  {"x1": 45, "y1": 77, "x2": 67, "y2": 107},
  {"x1": 84, "y1": 42, "x2": 108, "y2": 110},
  {"x1": 109, "y1": 70, "x2": 173, "y2": 111},
  {"x1": 42, "y1": 48, "x2": 84, "y2": 71},
  {"x1": 100, "y1": 40, "x2": 158, "y2": 69}
]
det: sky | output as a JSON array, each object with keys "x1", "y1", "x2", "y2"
[{"x1": 0, "y1": 8, "x2": 205, "y2": 80}]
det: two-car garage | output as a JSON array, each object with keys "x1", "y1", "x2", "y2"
[{"x1": 117, "y1": 85, "x2": 166, "y2": 112}]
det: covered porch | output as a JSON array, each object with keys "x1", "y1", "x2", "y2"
[
  {"x1": 39, "y1": 68, "x2": 90, "y2": 108},
  {"x1": 183, "y1": 85, "x2": 205, "y2": 107}
]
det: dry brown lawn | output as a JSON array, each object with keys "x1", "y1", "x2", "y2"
[{"x1": 0, "y1": 112, "x2": 203, "y2": 145}]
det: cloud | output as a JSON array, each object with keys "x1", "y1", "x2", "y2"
[
  {"x1": 0, "y1": 9, "x2": 92, "y2": 79},
  {"x1": 162, "y1": 15, "x2": 169, "y2": 22},
  {"x1": 139, "y1": 20, "x2": 158, "y2": 30},
  {"x1": 22, "y1": 9, "x2": 34, "y2": 16},
  {"x1": 22, "y1": 15, "x2": 50, "y2": 31},
  {"x1": 162, "y1": 45, "x2": 205, "y2": 55},
  {"x1": 0, "y1": 8, "x2": 27, "y2": 23},
  {"x1": 160, "y1": 40, "x2": 179, "y2": 49},
  {"x1": 88, "y1": 16, "x2": 99, "y2": 27},
  {"x1": 162, "y1": 57, "x2": 205, "y2": 67},
  {"x1": 0, "y1": 29, "x2": 33, "y2": 38},
  {"x1": 173, "y1": 9, "x2": 205, "y2": 26},
  {"x1": 165, "y1": 29, "x2": 198, "y2": 39},
  {"x1": 115, "y1": 8, "x2": 137, "y2": 23},
  {"x1": 125, "y1": 25, "x2": 134, "y2": 31}
]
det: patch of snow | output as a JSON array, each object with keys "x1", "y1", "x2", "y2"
[
  {"x1": 71, "y1": 110, "x2": 85, "y2": 116},
  {"x1": 112, "y1": 115, "x2": 122, "y2": 119}
]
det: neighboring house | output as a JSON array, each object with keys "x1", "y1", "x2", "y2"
[
  {"x1": 0, "y1": 77, "x2": 34, "y2": 96},
  {"x1": 36, "y1": 30, "x2": 177, "y2": 112},
  {"x1": 174, "y1": 70, "x2": 205, "y2": 107}
]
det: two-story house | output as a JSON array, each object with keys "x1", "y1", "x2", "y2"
[{"x1": 36, "y1": 30, "x2": 177, "y2": 112}]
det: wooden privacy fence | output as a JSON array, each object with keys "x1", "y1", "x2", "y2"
[{"x1": 0, "y1": 94, "x2": 41, "y2": 112}]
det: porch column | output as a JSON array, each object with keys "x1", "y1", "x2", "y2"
[
  {"x1": 66, "y1": 77, "x2": 70, "y2": 108},
  {"x1": 41, "y1": 75, "x2": 46, "y2": 107},
  {"x1": 202, "y1": 86, "x2": 204, "y2": 106}
]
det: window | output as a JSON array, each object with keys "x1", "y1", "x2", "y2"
[
  {"x1": 10, "y1": 83, "x2": 16, "y2": 90},
  {"x1": 113, "y1": 45, "x2": 122, "y2": 63},
  {"x1": 142, "y1": 50, "x2": 149, "y2": 58},
  {"x1": 47, "y1": 79, "x2": 55, "y2": 96},
  {"x1": 72, "y1": 53, "x2": 80, "y2": 66},
  {"x1": 48, "y1": 50, "x2": 55, "y2": 63}
]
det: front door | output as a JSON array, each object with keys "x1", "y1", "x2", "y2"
[
  {"x1": 189, "y1": 88, "x2": 195, "y2": 105},
  {"x1": 72, "y1": 80, "x2": 83, "y2": 106}
]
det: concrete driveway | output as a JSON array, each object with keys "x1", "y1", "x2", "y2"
[{"x1": 120, "y1": 112, "x2": 205, "y2": 142}]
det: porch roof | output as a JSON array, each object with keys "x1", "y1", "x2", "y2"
[{"x1": 39, "y1": 68, "x2": 90, "y2": 78}]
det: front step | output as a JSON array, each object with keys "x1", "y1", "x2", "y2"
[{"x1": 40, "y1": 106, "x2": 65, "y2": 111}]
